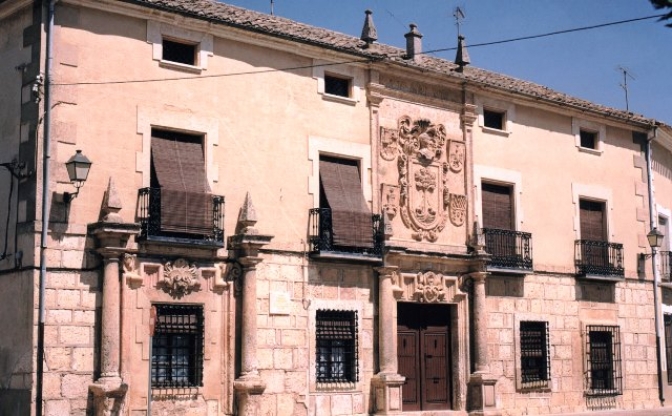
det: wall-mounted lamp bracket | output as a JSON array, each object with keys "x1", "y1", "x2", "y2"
[{"x1": 0, "y1": 159, "x2": 31, "y2": 179}]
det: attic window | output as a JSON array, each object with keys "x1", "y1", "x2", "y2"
[
  {"x1": 162, "y1": 38, "x2": 197, "y2": 66},
  {"x1": 325, "y1": 75, "x2": 351, "y2": 98},
  {"x1": 483, "y1": 109, "x2": 505, "y2": 130},
  {"x1": 580, "y1": 130, "x2": 597, "y2": 150}
]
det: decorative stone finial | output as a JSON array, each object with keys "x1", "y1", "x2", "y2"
[
  {"x1": 360, "y1": 9, "x2": 378, "y2": 46},
  {"x1": 454, "y1": 35, "x2": 471, "y2": 72},
  {"x1": 101, "y1": 177, "x2": 123, "y2": 223},
  {"x1": 236, "y1": 192, "x2": 258, "y2": 234}
]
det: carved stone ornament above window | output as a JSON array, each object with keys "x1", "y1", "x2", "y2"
[
  {"x1": 381, "y1": 116, "x2": 468, "y2": 241},
  {"x1": 414, "y1": 271, "x2": 445, "y2": 303},
  {"x1": 161, "y1": 258, "x2": 200, "y2": 298}
]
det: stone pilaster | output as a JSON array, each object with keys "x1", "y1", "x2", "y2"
[
  {"x1": 228, "y1": 193, "x2": 274, "y2": 416},
  {"x1": 372, "y1": 266, "x2": 405, "y2": 415},
  {"x1": 88, "y1": 178, "x2": 140, "y2": 416},
  {"x1": 467, "y1": 271, "x2": 501, "y2": 416}
]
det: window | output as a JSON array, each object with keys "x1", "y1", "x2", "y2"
[
  {"x1": 162, "y1": 38, "x2": 197, "y2": 66},
  {"x1": 666, "y1": 315, "x2": 672, "y2": 384},
  {"x1": 324, "y1": 74, "x2": 351, "y2": 98},
  {"x1": 580, "y1": 129, "x2": 597, "y2": 149},
  {"x1": 580, "y1": 199, "x2": 606, "y2": 242},
  {"x1": 318, "y1": 156, "x2": 373, "y2": 248},
  {"x1": 152, "y1": 304, "x2": 204, "y2": 388},
  {"x1": 150, "y1": 129, "x2": 212, "y2": 236},
  {"x1": 585, "y1": 325, "x2": 622, "y2": 396},
  {"x1": 316, "y1": 310, "x2": 358, "y2": 382},
  {"x1": 483, "y1": 108, "x2": 505, "y2": 130},
  {"x1": 520, "y1": 321, "x2": 550, "y2": 389},
  {"x1": 481, "y1": 182, "x2": 513, "y2": 230}
]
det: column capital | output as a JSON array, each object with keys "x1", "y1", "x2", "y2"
[
  {"x1": 238, "y1": 256, "x2": 263, "y2": 269},
  {"x1": 468, "y1": 271, "x2": 489, "y2": 282},
  {"x1": 375, "y1": 265, "x2": 399, "y2": 277}
]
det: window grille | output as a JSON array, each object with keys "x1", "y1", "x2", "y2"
[
  {"x1": 585, "y1": 325, "x2": 622, "y2": 396},
  {"x1": 152, "y1": 304, "x2": 204, "y2": 388},
  {"x1": 665, "y1": 315, "x2": 672, "y2": 384},
  {"x1": 324, "y1": 75, "x2": 350, "y2": 97},
  {"x1": 316, "y1": 310, "x2": 358, "y2": 382},
  {"x1": 520, "y1": 321, "x2": 550, "y2": 389}
]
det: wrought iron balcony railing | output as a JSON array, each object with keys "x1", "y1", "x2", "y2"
[
  {"x1": 661, "y1": 251, "x2": 672, "y2": 283},
  {"x1": 482, "y1": 228, "x2": 533, "y2": 271},
  {"x1": 575, "y1": 240, "x2": 624, "y2": 278},
  {"x1": 308, "y1": 208, "x2": 383, "y2": 259},
  {"x1": 138, "y1": 187, "x2": 224, "y2": 246}
]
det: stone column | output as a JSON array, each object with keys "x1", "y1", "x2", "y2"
[
  {"x1": 467, "y1": 271, "x2": 501, "y2": 416},
  {"x1": 372, "y1": 266, "x2": 405, "y2": 415},
  {"x1": 88, "y1": 178, "x2": 139, "y2": 416},
  {"x1": 229, "y1": 193, "x2": 273, "y2": 416}
]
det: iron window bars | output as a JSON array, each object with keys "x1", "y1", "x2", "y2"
[
  {"x1": 575, "y1": 240, "x2": 624, "y2": 277},
  {"x1": 308, "y1": 208, "x2": 383, "y2": 257},
  {"x1": 482, "y1": 228, "x2": 533, "y2": 271},
  {"x1": 316, "y1": 310, "x2": 359, "y2": 383},
  {"x1": 661, "y1": 251, "x2": 672, "y2": 283},
  {"x1": 138, "y1": 187, "x2": 224, "y2": 246},
  {"x1": 665, "y1": 315, "x2": 672, "y2": 384},
  {"x1": 585, "y1": 325, "x2": 622, "y2": 396},
  {"x1": 152, "y1": 304, "x2": 204, "y2": 389},
  {"x1": 520, "y1": 321, "x2": 550, "y2": 389}
]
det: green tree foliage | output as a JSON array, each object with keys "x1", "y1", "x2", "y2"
[{"x1": 651, "y1": 0, "x2": 672, "y2": 27}]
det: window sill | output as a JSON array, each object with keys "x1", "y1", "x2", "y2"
[
  {"x1": 159, "y1": 60, "x2": 203, "y2": 74},
  {"x1": 481, "y1": 126, "x2": 511, "y2": 137},
  {"x1": 321, "y1": 93, "x2": 357, "y2": 106},
  {"x1": 577, "y1": 146, "x2": 603, "y2": 155}
]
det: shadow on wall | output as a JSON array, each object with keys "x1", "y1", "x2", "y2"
[{"x1": 575, "y1": 281, "x2": 615, "y2": 303}]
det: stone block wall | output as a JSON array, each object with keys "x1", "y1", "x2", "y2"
[
  {"x1": 486, "y1": 273, "x2": 659, "y2": 415},
  {"x1": 256, "y1": 254, "x2": 375, "y2": 416}
]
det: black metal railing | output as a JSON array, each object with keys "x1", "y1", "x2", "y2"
[
  {"x1": 661, "y1": 251, "x2": 672, "y2": 283},
  {"x1": 482, "y1": 228, "x2": 533, "y2": 271},
  {"x1": 575, "y1": 240, "x2": 624, "y2": 278},
  {"x1": 308, "y1": 208, "x2": 383, "y2": 257},
  {"x1": 585, "y1": 325, "x2": 622, "y2": 396},
  {"x1": 138, "y1": 187, "x2": 224, "y2": 245}
]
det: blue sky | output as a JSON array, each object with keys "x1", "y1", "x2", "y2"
[{"x1": 222, "y1": 0, "x2": 671, "y2": 125}]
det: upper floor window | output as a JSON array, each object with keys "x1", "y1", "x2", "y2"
[
  {"x1": 162, "y1": 38, "x2": 197, "y2": 66},
  {"x1": 482, "y1": 182, "x2": 513, "y2": 230},
  {"x1": 520, "y1": 321, "x2": 550, "y2": 389},
  {"x1": 483, "y1": 108, "x2": 505, "y2": 131},
  {"x1": 152, "y1": 304, "x2": 204, "y2": 388},
  {"x1": 580, "y1": 129, "x2": 598, "y2": 150},
  {"x1": 579, "y1": 199, "x2": 606, "y2": 242},
  {"x1": 585, "y1": 325, "x2": 622, "y2": 396},
  {"x1": 573, "y1": 118, "x2": 605, "y2": 154},
  {"x1": 316, "y1": 310, "x2": 358, "y2": 383},
  {"x1": 324, "y1": 74, "x2": 351, "y2": 98}
]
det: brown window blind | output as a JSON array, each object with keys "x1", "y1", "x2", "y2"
[
  {"x1": 481, "y1": 182, "x2": 513, "y2": 230},
  {"x1": 580, "y1": 200, "x2": 605, "y2": 241},
  {"x1": 151, "y1": 131, "x2": 212, "y2": 234},
  {"x1": 319, "y1": 157, "x2": 373, "y2": 248}
]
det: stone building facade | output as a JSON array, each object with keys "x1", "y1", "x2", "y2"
[{"x1": 1, "y1": 1, "x2": 672, "y2": 415}]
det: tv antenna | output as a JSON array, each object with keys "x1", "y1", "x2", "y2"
[
  {"x1": 270, "y1": 0, "x2": 274, "y2": 15},
  {"x1": 616, "y1": 65, "x2": 636, "y2": 114},
  {"x1": 453, "y1": 7, "x2": 465, "y2": 37}
]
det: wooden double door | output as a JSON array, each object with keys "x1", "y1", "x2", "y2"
[{"x1": 397, "y1": 302, "x2": 452, "y2": 411}]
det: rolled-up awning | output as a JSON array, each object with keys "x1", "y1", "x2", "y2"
[{"x1": 319, "y1": 157, "x2": 373, "y2": 248}]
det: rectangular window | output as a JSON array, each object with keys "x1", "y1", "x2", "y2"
[
  {"x1": 585, "y1": 325, "x2": 622, "y2": 396},
  {"x1": 659, "y1": 216, "x2": 669, "y2": 250},
  {"x1": 316, "y1": 310, "x2": 358, "y2": 383},
  {"x1": 319, "y1": 156, "x2": 373, "y2": 248},
  {"x1": 481, "y1": 182, "x2": 513, "y2": 230},
  {"x1": 483, "y1": 108, "x2": 505, "y2": 130},
  {"x1": 580, "y1": 199, "x2": 606, "y2": 242},
  {"x1": 665, "y1": 315, "x2": 672, "y2": 384},
  {"x1": 151, "y1": 304, "x2": 204, "y2": 388},
  {"x1": 520, "y1": 321, "x2": 550, "y2": 389},
  {"x1": 580, "y1": 130, "x2": 597, "y2": 149},
  {"x1": 162, "y1": 38, "x2": 197, "y2": 65},
  {"x1": 324, "y1": 74, "x2": 351, "y2": 97}
]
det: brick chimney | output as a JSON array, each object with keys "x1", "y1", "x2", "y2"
[{"x1": 404, "y1": 23, "x2": 422, "y2": 61}]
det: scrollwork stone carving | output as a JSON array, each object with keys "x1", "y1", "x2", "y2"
[{"x1": 160, "y1": 258, "x2": 200, "y2": 298}]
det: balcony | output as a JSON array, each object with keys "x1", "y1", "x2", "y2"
[
  {"x1": 482, "y1": 228, "x2": 533, "y2": 273},
  {"x1": 138, "y1": 187, "x2": 224, "y2": 247},
  {"x1": 308, "y1": 208, "x2": 383, "y2": 262},
  {"x1": 661, "y1": 251, "x2": 672, "y2": 283},
  {"x1": 575, "y1": 240, "x2": 624, "y2": 280}
]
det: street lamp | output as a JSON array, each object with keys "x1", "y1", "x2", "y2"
[
  {"x1": 648, "y1": 227, "x2": 664, "y2": 250},
  {"x1": 63, "y1": 149, "x2": 92, "y2": 203},
  {"x1": 648, "y1": 226, "x2": 666, "y2": 404}
]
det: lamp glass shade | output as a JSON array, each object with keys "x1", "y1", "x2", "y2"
[
  {"x1": 647, "y1": 227, "x2": 664, "y2": 249},
  {"x1": 65, "y1": 150, "x2": 92, "y2": 183}
]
